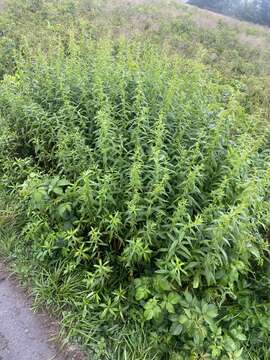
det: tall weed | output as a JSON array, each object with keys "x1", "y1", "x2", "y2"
[{"x1": 0, "y1": 36, "x2": 270, "y2": 358}]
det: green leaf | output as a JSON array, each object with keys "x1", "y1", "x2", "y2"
[
  {"x1": 53, "y1": 186, "x2": 64, "y2": 195},
  {"x1": 224, "y1": 335, "x2": 237, "y2": 352},
  {"x1": 234, "y1": 349, "x2": 243, "y2": 358},
  {"x1": 170, "y1": 323, "x2": 182, "y2": 336},
  {"x1": 231, "y1": 328, "x2": 247, "y2": 341},
  {"x1": 192, "y1": 273, "x2": 200, "y2": 288},
  {"x1": 58, "y1": 179, "x2": 70, "y2": 187},
  {"x1": 143, "y1": 298, "x2": 161, "y2": 321},
  {"x1": 165, "y1": 302, "x2": 175, "y2": 314},
  {"x1": 32, "y1": 188, "x2": 47, "y2": 207},
  {"x1": 57, "y1": 203, "x2": 71, "y2": 218},
  {"x1": 235, "y1": 333, "x2": 246, "y2": 341},
  {"x1": 168, "y1": 292, "x2": 181, "y2": 305},
  {"x1": 206, "y1": 304, "x2": 218, "y2": 319},
  {"x1": 178, "y1": 314, "x2": 188, "y2": 324},
  {"x1": 135, "y1": 286, "x2": 150, "y2": 301},
  {"x1": 184, "y1": 291, "x2": 192, "y2": 304},
  {"x1": 154, "y1": 276, "x2": 171, "y2": 292},
  {"x1": 248, "y1": 244, "x2": 260, "y2": 258}
]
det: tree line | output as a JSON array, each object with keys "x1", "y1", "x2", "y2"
[{"x1": 188, "y1": 0, "x2": 270, "y2": 27}]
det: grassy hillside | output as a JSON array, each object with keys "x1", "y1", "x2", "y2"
[{"x1": 0, "y1": 1, "x2": 270, "y2": 359}]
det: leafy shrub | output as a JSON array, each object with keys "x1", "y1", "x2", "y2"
[{"x1": 1, "y1": 36, "x2": 270, "y2": 359}]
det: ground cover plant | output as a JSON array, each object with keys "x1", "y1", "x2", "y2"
[{"x1": 0, "y1": 1, "x2": 270, "y2": 359}]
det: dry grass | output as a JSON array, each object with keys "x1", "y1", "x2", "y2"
[
  {"x1": 188, "y1": 4, "x2": 270, "y2": 49},
  {"x1": 105, "y1": 0, "x2": 270, "y2": 51},
  {"x1": 0, "y1": 0, "x2": 269, "y2": 51}
]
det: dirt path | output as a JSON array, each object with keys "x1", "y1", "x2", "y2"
[{"x1": 0, "y1": 265, "x2": 64, "y2": 360}]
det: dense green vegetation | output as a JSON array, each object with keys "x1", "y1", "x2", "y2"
[{"x1": 0, "y1": 1, "x2": 270, "y2": 359}]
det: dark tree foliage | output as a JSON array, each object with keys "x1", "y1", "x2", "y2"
[
  {"x1": 188, "y1": 0, "x2": 270, "y2": 27},
  {"x1": 258, "y1": 0, "x2": 270, "y2": 25},
  {"x1": 188, "y1": 0, "x2": 230, "y2": 12}
]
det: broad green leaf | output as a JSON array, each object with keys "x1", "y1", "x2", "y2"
[
  {"x1": 144, "y1": 298, "x2": 161, "y2": 320},
  {"x1": 165, "y1": 302, "x2": 175, "y2": 314},
  {"x1": 135, "y1": 286, "x2": 150, "y2": 301},
  {"x1": 178, "y1": 314, "x2": 188, "y2": 324},
  {"x1": 168, "y1": 292, "x2": 181, "y2": 305},
  {"x1": 170, "y1": 323, "x2": 183, "y2": 336},
  {"x1": 206, "y1": 304, "x2": 218, "y2": 319},
  {"x1": 154, "y1": 276, "x2": 171, "y2": 292}
]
